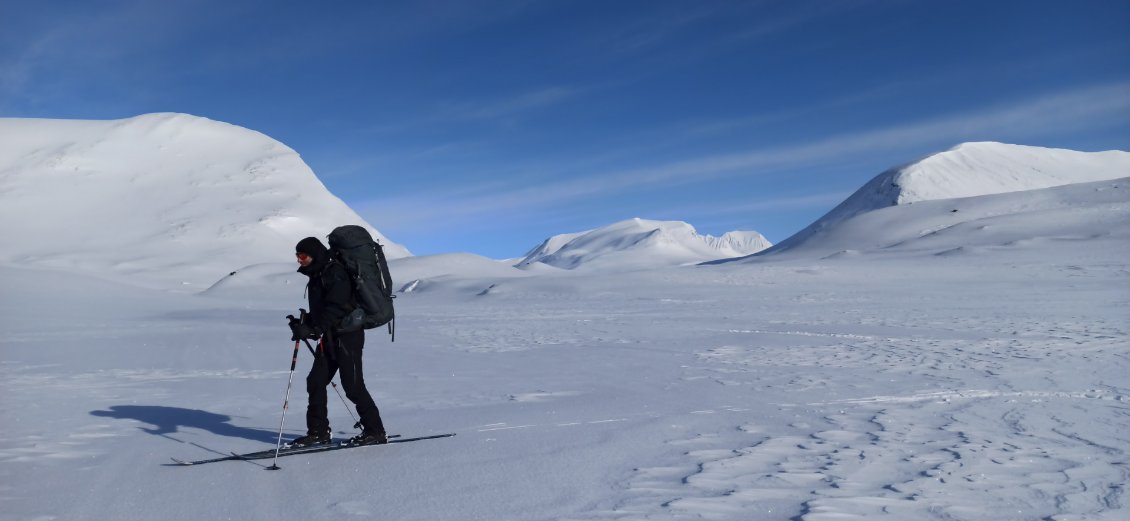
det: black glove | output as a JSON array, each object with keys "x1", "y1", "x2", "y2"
[{"x1": 287, "y1": 313, "x2": 321, "y2": 341}]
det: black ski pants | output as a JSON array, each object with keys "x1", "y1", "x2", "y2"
[{"x1": 305, "y1": 329, "x2": 386, "y2": 436}]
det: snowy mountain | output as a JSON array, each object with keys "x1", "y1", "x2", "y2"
[
  {"x1": 732, "y1": 176, "x2": 1129, "y2": 261},
  {"x1": 515, "y1": 218, "x2": 772, "y2": 270},
  {"x1": 3, "y1": 135, "x2": 1128, "y2": 521},
  {"x1": 757, "y1": 142, "x2": 1130, "y2": 257},
  {"x1": 0, "y1": 113, "x2": 408, "y2": 290}
]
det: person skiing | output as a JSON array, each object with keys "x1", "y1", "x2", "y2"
[{"x1": 288, "y1": 236, "x2": 388, "y2": 447}]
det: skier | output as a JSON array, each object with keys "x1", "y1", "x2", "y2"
[{"x1": 288, "y1": 236, "x2": 388, "y2": 447}]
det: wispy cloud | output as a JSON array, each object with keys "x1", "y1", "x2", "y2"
[
  {"x1": 512, "y1": 80, "x2": 1130, "y2": 199},
  {"x1": 0, "y1": 0, "x2": 237, "y2": 114},
  {"x1": 439, "y1": 86, "x2": 581, "y2": 122},
  {"x1": 681, "y1": 191, "x2": 854, "y2": 217},
  {"x1": 359, "y1": 84, "x2": 584, "y2": 137},
  {"x1": 584, "y1": 5, "x2": 719, "y2": 59},
  {"x1": 1, "y1": 1, "x2": 547, "y2": 115},
  {"x1": 580, "y1": 1, "x2": 862, "y2": 69},
  {"x1": 0, "y1": 33, "x2": 57, "y2": 110},
  {"x1": 356, "y1": 81, "x2": 1130, "y2": 232}
]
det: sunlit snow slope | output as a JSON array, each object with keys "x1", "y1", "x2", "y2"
[
  {"x1": 758, "y1": 142, "x2": 1130, "y2": 257},
  {"x1": 0, "y1": 113, "x2": 408, "y2": 290}
]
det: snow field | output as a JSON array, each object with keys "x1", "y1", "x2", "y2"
[{"x1": 3, "y1": 240, "x2": 1126, "y2": 520}]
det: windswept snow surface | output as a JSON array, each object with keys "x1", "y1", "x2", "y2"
[
  {"x1": 2, "y1": 228, "x2": 1126, "y2": 521},
  {"x1": 0, "y1": 113, "x2": 408, "y2": 291},
  {"x1": 765, "y1": 142, "x2": 1130, "y2": 256},
  {"x1": 517, "y1": 218, "x2": 772, "y2": 270},
  {"x1": 2, "y1": 137, "x2": 1128, "y2": 521}
]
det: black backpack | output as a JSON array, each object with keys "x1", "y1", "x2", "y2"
[{"x1": 327, "y1": 225, "x2": 396, "y2": 341}]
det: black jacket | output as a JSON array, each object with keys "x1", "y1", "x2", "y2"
[{"x1": 299, "y1": 256, "x2": 355, "y2": 337}]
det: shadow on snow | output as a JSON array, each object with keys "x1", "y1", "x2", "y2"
[{"x1": 90, "y1": 405, "x2": 279, "y2": 443}]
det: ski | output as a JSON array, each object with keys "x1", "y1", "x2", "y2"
[
  {"x1": 168, "y1": 433, "x2": 453, "y2": 466},
  {"x1": 168, "y1": 434, "x2": 407, "y2": 465},
  {"x1": 236, "y1": 433, "x2": 455, "y2": 462}
]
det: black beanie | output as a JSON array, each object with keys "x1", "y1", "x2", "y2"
[{"x1": 296, "y1": 237, "x2": 328, "y2": 256}]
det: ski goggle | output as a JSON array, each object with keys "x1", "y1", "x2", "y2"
[{"x1": 296, "y1": 252, "x2": 312, "y2": 262}]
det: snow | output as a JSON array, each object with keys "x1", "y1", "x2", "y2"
[
  {"x1": 763, "y1": 142, "x2": 1130, "y2": 256},
  {"x1": 0, "y1": 113, "x2": 408, "y2": 291},
  {"x1": 516, "y1": 218, "x2": 772, "y2": 270},
  {"x1": 717, "y1": 176, "x2": 1130, "y2": 261},
  {"x1": 0, "y1": 116, "x2": 1127, "y2": 521}
]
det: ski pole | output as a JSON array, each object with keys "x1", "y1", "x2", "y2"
[
  {"x1": 302, "y1": 338, "x2": 360, "y2": 430},
  {"x1": 332, "y1": 381, "x2": 360, "y2": 430},
  {"x1": 267, "y1": 339, "x2": 302, "y2": 471}
]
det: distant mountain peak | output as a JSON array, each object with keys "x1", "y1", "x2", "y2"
[{"x1": 517, "y1": 218, "x2": 771, "y2": 270}]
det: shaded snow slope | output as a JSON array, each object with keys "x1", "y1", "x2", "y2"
[
  {"x1": 0, "y1": 113, "x2": 408, "y2": 290},
  {"x1": 519, "y1": 230, "x2": 589, "y2": 264},
  {"x1": 764, "y1": 142, "x2": 1130, "y2": 256},
  {"x1": 516, "y1": 218, "x2": 771, "y2": 270}
]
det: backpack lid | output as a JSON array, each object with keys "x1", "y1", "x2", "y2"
[{"x1": 328, "y1": 225, "x2": 376, "y2": 250}]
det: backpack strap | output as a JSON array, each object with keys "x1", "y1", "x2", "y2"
[
  {"x1": 373, "y1": 240, "x2": 395, "y2": 342},
  {"x1": 374, "y1": 241, "x2": 394, "y2": 299}
]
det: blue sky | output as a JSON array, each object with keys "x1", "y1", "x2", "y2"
[{"x1": 3, "y1": 0, "x2": 1128, "y2": 258}]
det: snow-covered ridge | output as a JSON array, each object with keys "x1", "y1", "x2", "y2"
[
  {"x1": 519, "y1": 230, "x2": 590, "y2": 266},
  {"x1": 883, "y1": 142, "x2": 1127, "y2": 205},
  {"x1": 745, "y1": 176, "x2": 1128, "y2": 260},
  {"x1": 764, "y1": 142, "x2": 1130, "y2": 255},
  {"x1": 516, "y1": 218, "x2": 771, "y2": 270},
  {"x1": 0, "y1": 113, "x2": 408, "y2": 290}
]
